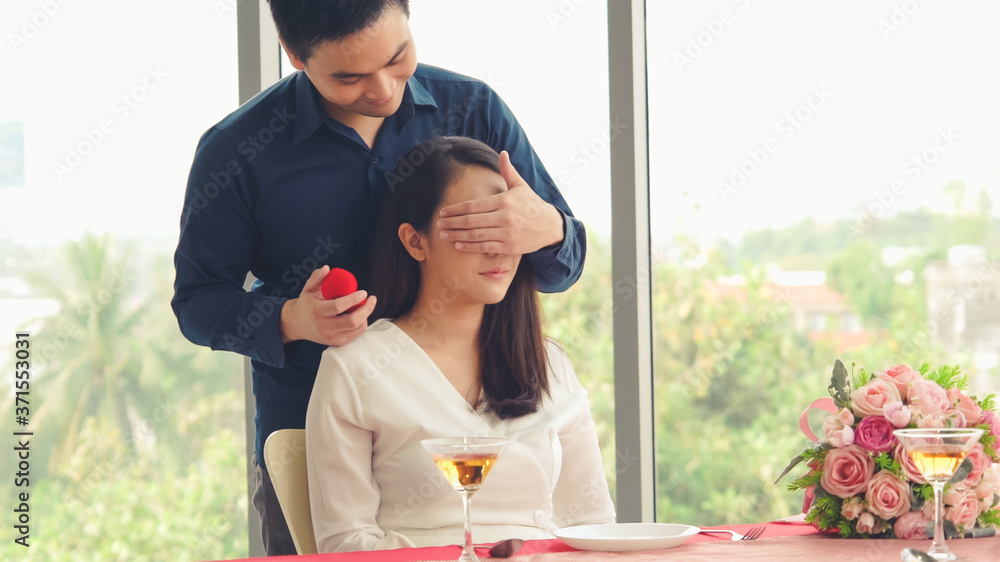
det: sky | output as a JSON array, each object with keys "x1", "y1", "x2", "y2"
[{"x1": 647, "y1": 0, "x2": 1000, "y2": 243}]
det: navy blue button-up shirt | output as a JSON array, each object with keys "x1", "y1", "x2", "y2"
[{"x1": 172, "y1": 64, "x2": 586, "y2": 467}]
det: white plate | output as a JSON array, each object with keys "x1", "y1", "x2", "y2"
[{"x1": 553, "y1": 523, "x2": 700, "y2": 552}]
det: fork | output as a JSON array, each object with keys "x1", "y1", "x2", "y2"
[{"x1": 698, "y1": 525, "x2": 766, "y2": 541}]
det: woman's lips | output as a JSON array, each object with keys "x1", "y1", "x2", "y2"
[{"x1": 480, "y1": 267, "x2": 509, "y2": 280}]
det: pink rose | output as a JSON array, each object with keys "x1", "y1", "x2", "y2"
[
  {"x1": 976, "y1": 465, "x2": 1000, "y2": 512},
  {"x1": 943, "y1": 485, "x2": 980, "y2": 530},
  {"x1": 921, "y1": 500, "x2": 937, "y2": 520},
  {"x1": 894, "y1": 442, "x2": 926, "y2": 484},
  {"x1": 839, "y1": 407, "x2": 855, "y2": 426},
  {"x1": 915, "y1": 410, "x2": 965, "y2": 429},
  {"x1": 963, "y1": 442, "x2": 989, "y2": 487},
  {"x1": 865, "y1": 471, "x2": 912, "y2": 519},
  {"x1": 855, "y1": 511, "x2": 878, "y2": 535},
  {"x1": 821, "y1": 445, "x2": 875, "y2": 498},
  {"x1": 854, "y1": 416, "x2": 898, "y2": 453},
  {"x1": 948, "y1": 388, "x2": 982, "y2": 426},
  {"x1": 980, "y1": 410, "x2": 1000, "y2": 441},
  {"x1": 824, "y1": 414, "x2": 855, "y2": 447},
  {"x1": 851, "y1": 379, "x2": 901, "y2": 417},
  {"x1": 894, "y1": 510, "x2": 931, "y2": 540},
  {"x1": 976, "y1": 465, "x2": 1000, "y2": 499},
  {"x1": 908, "y1": 380, "x2": 949, "y2": 415},
  {"x1": 878, "y1": 365, "x2": 922, "y2": 398},
  {"x1": 883, "y1": 401, "x2": 912, "y2": 428},
  {"x1": 841, "y1": 496, "x2": 865, "y2": 520},
  {"x1": 830, "y1": 425, "x2": 855, "y2": 448}
]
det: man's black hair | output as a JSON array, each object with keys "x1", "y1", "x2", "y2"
[{"x1": 267, "y1": 0, "x2": 410, "y2": 62}]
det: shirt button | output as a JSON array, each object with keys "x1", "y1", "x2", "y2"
[
  {"x1": 533, "y1": 509, "x2": 545, "y2": 525},
  {"x1": 371, "y1": 156, "x2": 379, "y2": 165}
]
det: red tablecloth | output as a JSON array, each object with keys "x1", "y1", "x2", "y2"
[{"x1": 210, "y1": 521, "x2": 823, "y2": 562}]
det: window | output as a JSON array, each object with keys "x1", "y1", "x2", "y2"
[
  {"x1": 647, "y1": 1, "x2": 1000, "y2": 525},
  {"x1": 0, "y1": 1, "x2": 247, "y2": 559},
  {"x1": 409, "y1": 0, "x2": 617, "y2": 500},
  {"x1": 808, "y1": 313, "x2": 828, "y2": 333}
]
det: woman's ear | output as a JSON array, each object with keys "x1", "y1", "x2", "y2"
[{"x1": 398, "y1": 223, "x2": 427, "y2": 262}]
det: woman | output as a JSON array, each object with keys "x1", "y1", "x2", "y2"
[{"x1": 305, "y1": 137, "x2": 615, "y2": 553}]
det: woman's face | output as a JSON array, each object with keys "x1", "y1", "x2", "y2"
[{"x1": 405, "y1": 164, "x2": 521, "y2": 307}]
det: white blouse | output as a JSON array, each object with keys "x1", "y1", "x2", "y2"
[{"x1": 305, "y1": 319, "x2": 616, "y2": 553}]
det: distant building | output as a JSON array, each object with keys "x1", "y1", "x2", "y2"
[
  {"x1": 706, "y1": 269, "x2": 869, "y2": 352},
  {"x1": 924, "y1": 246, "x2": 1000, "y2": 366},
  {"x1": 767, "y1": 272, "x2": 868, "y2": 352}
]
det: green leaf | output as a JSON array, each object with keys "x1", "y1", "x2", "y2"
[
  {"x1": 913, "y1": 483, "x2": 934, "y2": 503},
  {"x1": 829, "y1": 359, "x2": 851, "y2": 410},
  {"x1": 873, "y1": 452, "x2": 903, "y2": 476},
  {"x1": 807, "y1": 493, "x2": 844, "y2": 532},
  {"x1": 774, "y1": 441, "x2": 832, "y2": 484},
  {"x1": 979, "y1": 507, "x2": 1000, "y2": 529},
  {"x1": 853, "y1": 366, "x2": 872, "y2": 388},
  {"x1": 909, "y1": 485, "x2": 926, "y2": 512},
  {"x1": 787, "y1": 471, "x2": 822, "y2": 492},
  {"x1": 924, "y1": 364, "x2": 968, "y2": 391},
  {"x1": 975, "y1": 426, "x2": 997, "y2": 459},
  {"x1": 948, "y1": 457, "x2": 973, "y2": 484},
  {"x1": 977, "y1": 393, "x2": 997, "y2": 413}
]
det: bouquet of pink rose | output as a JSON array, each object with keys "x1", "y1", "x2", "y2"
[{"x1": 776, "y1": 360, "x2": 1000, "y2": 539}]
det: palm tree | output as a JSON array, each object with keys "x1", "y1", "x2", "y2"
[{"x1": 2, "y1": 233, "x2": 153, "y2": 473}]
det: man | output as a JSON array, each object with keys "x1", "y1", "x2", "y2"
[{"x1": 172, "y1": 0, "x2": 586, "y2": 555}]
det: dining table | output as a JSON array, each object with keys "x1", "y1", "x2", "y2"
[{"x1": 209, "y1": 519, "x2": 1000, "y2": 562}]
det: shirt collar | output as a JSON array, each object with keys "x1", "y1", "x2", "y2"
[
  {"x1": 292, "y1": 69, "x2": 439, "y2": 144},
  {"x1": 407, "y1": 72, "x2": 438, "y2": 110},
  {"x1": 293, "y1": 71, "x2": 326, "y2": 145}
]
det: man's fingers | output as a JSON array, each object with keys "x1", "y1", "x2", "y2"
[
  {"x1": 321, "y1": 295, "x2": 376, "y2": 347},
  {"x1": 302, "y1": 265, "x2": 330, "y2": 294},
  {"x1": 438, "y1": 193, "x2": 501, "y2": 218},
  {"x1": 437, "y1": 211, "x2": 494, "y2": 231},
  {"x1": 499, "y1": 150, "x2": 526, "y2": 189},
  {"x1": 453, "y1": 240, "x2": 508, "y2": 254},
  {"x1": 330, "y1": 290, "x2": 369, "y2": 315}
]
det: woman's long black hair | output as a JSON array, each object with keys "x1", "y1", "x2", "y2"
[{"x1": 367, "y1": 136, "x2": 548, "y2": 419}]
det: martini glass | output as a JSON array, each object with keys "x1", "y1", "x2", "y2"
[
  {"x1": 893, "y1": 428, "x2": 984, "y2": 561},
  {"x1": 421, "y1": 437, "x2": 510, "y2": 562}
]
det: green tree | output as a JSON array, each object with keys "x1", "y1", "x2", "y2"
[
  {"x1": 651, "y1": 241, "x2": 828, "y2": 525},
  {"x1": 825, "y1": 241, "x2": 895, "y2": 327},
  {"x1": 1, "y1": 233, "x2": 154, "y2": 473},
  {"x1": 0, "y1": 234, "x2": 248, "y2": 560}
]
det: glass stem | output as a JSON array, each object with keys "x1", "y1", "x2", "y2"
[
  {"x1": 460, "y1": 491, "x2": 477, "y2": 562},
  {"x1": 929, "y1": 480, "x2": 950, "y2": 559}
]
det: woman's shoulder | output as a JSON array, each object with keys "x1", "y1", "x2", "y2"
[
  {"x1": 319, "y1": 319, "x2": 413, "y2": 376},
  {"x1": 543, "y1": 338, "x2": 588, "y2": 399}
]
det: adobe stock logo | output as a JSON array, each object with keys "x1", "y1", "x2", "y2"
[
  {"x1": 51, "y1": 65, "x2": 168, "y2": 182},
  {"x1": 672, "y1": 0, "x2": 754, "y2": 72},
  {"x1": 7, "y1": 0, "x2": 73, "y2": 54},
  {"x1": 183, "y1": 106, "x2": 296, "y2": 218},
  {"x1": 717, "y1": 84, "x2": 834, "y2": 202}
]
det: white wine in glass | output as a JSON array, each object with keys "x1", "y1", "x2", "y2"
[
  {"x1": 894, "y1": 428, "x2": 984, "y2": 562},
  {"x1": 421, "y1": 437, "x2": 510, "y2": 562}
]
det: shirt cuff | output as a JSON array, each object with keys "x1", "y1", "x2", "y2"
[{"x1": 535, "y1": 206, "x2": 573, "y2": 265}]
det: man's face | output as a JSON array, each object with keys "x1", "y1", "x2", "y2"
[{"x1": 284, "y1": 5, "x2": 417, "y2": 126}]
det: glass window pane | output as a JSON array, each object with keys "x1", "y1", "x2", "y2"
[
  {"x1": 408, "y1": 0, "x2": 615, "y2": 502},
  {"x1": 648, "y1": 1, "x2": 1000, "y2": 525},
  {"x1": 0, "y1": 1, "x2": 245, "y2": 559}
]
